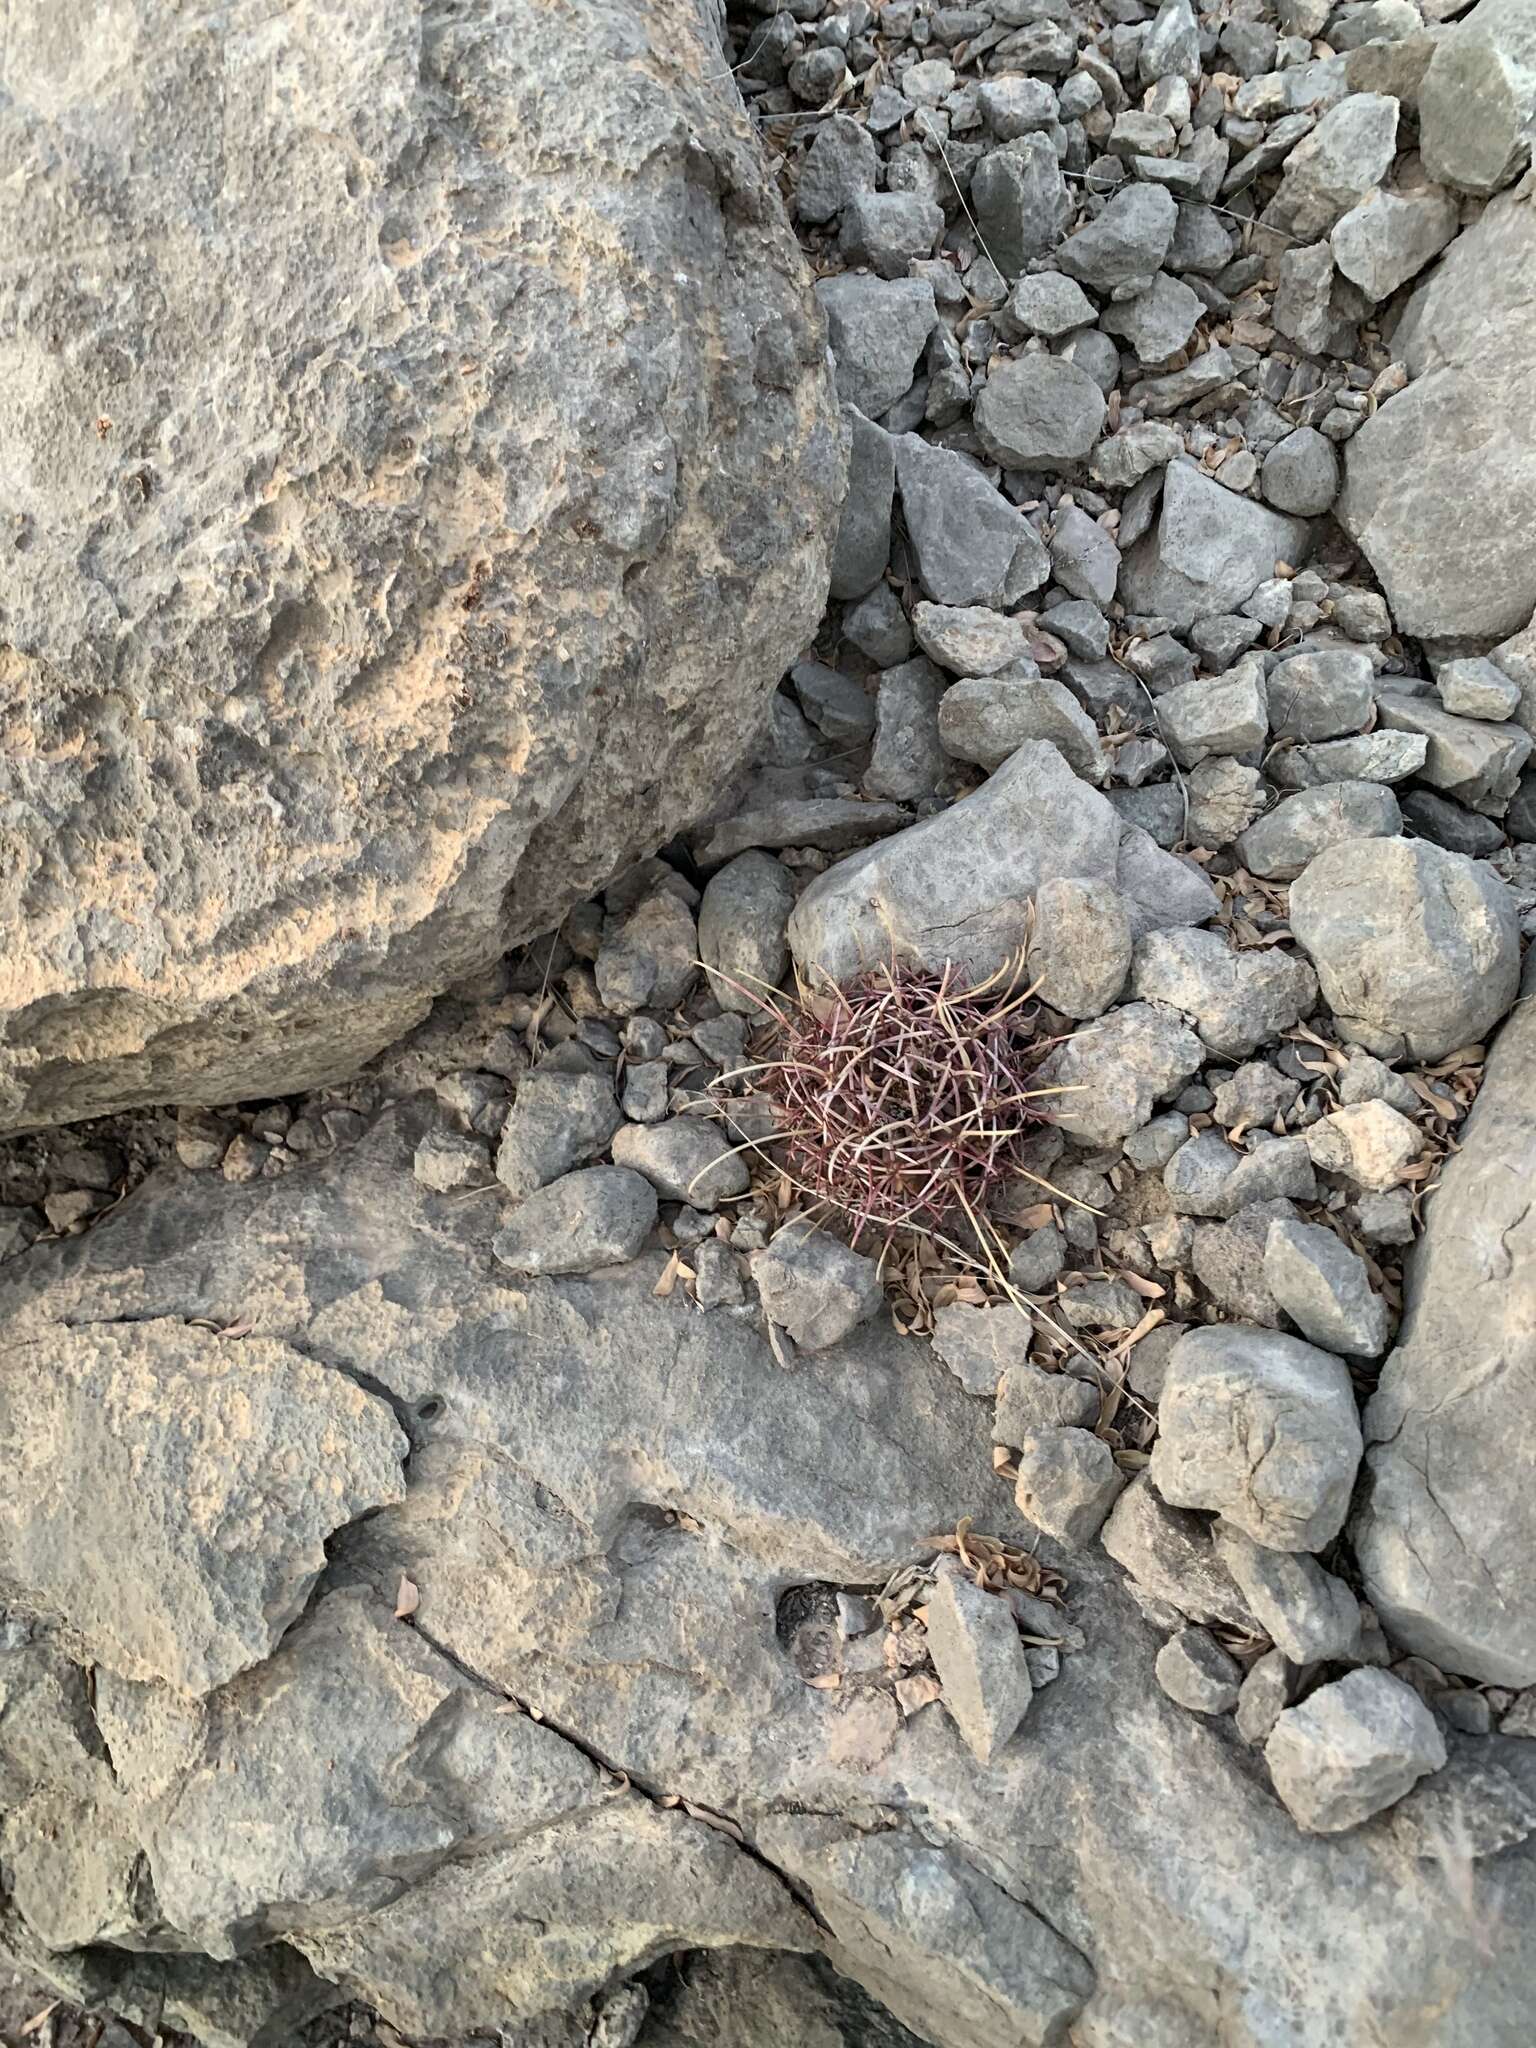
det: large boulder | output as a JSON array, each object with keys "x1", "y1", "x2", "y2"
[
  {"x1": 0, "y1": 0, "x2": 844, "y2": 1133},
  {"x1": 3, "y1": 1108, "x2": 1535, "y2": 2045},
  {"x1": 1339, "y1": 177, "x2": 1536, "y2": 645},
  {"x1": 1353, "y1": 953, "x2": 1536, "y2": 1685}
]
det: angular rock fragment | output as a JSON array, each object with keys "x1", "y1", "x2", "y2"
[
  {"x1": 492, "y1": 1167, "x2": 658, "y2": 1277},
  {"x1": 751, "y1": 1228, "x2": 885, "y2": 1352},
  {"x1": 924, "y1": 1562, "x2": 1033, "y2": 1765},
  {"x1": 1266, "y1": 1669, "x2": 1445, "y2": 1834}
]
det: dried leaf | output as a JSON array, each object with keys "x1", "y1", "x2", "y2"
[
  {"x1": 682, "y1": 1797, "x2": 746, "y2": 1842},
  {"x1": 20, "y1": 2004, "x2": 59, "y2": 2037},
  {"x1": 1112, "y1": 1306, "x2": 1166, "y2": 1356},
  {"x1": 394, "y1": 1574, "x2": 420, "y2": 1619},
  {"x1": 1119, "y1": 1273, "x2": 1166, "y2": 1300},
  {"x1": 805, "y1": 1672, "x2": 842, "y2": 1690},
  {"x1": 652, "y1": 1250, "x2": 683, "y2": 1299},
  {"x1": 218, "y1": 1317, "x2": 254, "y2": 1339}
]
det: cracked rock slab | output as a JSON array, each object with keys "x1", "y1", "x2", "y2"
[{"x1": 0, "y1": 1320, "x2": 406, "y2": 1696}]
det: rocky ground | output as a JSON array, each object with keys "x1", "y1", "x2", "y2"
[{"x1": 4, "y1": 0, "x2": 1536, "y2": 2044}]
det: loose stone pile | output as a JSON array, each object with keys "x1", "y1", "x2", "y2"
[{"x1": 4, "y1": 1, "x2": 1536, "y2": 2045}]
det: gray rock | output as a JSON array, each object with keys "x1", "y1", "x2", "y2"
[
  {"x1": 1266, "y1": 1669, "x2": 1446, "y2": 1833},
  {"x1": 1141, "y1": 0, "x2": 1201, "y2": 84},
  {"x1": 866, "y1": 656, "x2": 949, "y2": 801},
  {"x1": 1091, "y1": 420, "x2": 1184, "y2": 491},
  {"x1": 1130, "y1": 927, "x2": 1318, "y2": 1059},
  {"x1": 998, "y1": 272, "x2": 1098, "y2": 340},
  {"x1": 1354, "y1": 955, "x2": 1536, "y2": 1683},
  {"x1": 1028, "y1": 876, "x2": 1133, "y2": 1019},
  {"x1": 1303, "y1": 1100, "x2": 1426, "y2": 1189},
  {"x1": 890, "y1": 432, "x2": 1051, "y2": 607},
  {"x1": 1056, "y1": 182, "x2": 1178, "y2": 293},
  {"x1": 817, "y1": 275, "x2": 938, "y2": 419},
  {"x1": 977, "y1": 75, "x2": 1059, "y2": 141},
  {"x1": 1121, "y1": 462, "x2": 1310, "y2": 631},
  {"x1": 1438, "y1": 655, "x2": 1524, "y2": 722},
  {"x1": 497, "y1": 1054, "x2": 624, "y2": 1199},
  {"x1": 1418, "y1": 0, "x2": 1536, "y2": 196},
  {"x1": 1099, "y1": 272, "x2": 1204, "y2": 364},
  {"x1": 1125, "y1": 1111, "x2": 1191, "y2": 1170},
  {"x1": 1048, "y1": 504, "x2": 1122, "y2": 608},
  {"x1": 1151, "y1": 1324, "x2": 1363, "y2": 1552},
  {"x1": 697, "y1": 797, "x2": 909, "y2": 867},
  {"x1": 1375, "y1": 691, "x2": 1533, "y2": 812},
  {"x1": 1236, "y1": 1649, "x2": 1296, "y2": 1746},
  {"x1": 610, "y1": 1117, "x2": 749, "y2": 1212},
  {"x1": 0, "y1": 1320, "x2": 405, "y2": 1694},
  {"x1": 1213, "y1": 1063, "x2": 1301, "y2": 1131},
  {"x1": 911, "y1": 602, "x2": 1028, "y2": 677},
  {"x1": 829, "y1": 409, "x2": 895, "y2": 601},
  {"x1": 751, "y1": 1227, "x2": 884, "y2": 1352},
  {"x1": 1013, "y1": 1428, "x2": 1128, "y2": 1547},
  {"x1": 1331, "y1": 183, "x2": 1460, "y2": 302},
  {"x1": 1186, "y1": 757, "x2": 1266, "y2": 847},
  {"x1": 971, "y1": 134, "x2": 1073, "y2": 276},
  {"x1": 994, "y1": 1358, "x2": 1100, "y2": 1439},
  {"x1": 1211, "y1": 1525, "x2": 1362, "y2": 1665},
  {"x1": 792, "y1": 659, "x2": 878, "y2": 743},
  {"x1": 1162, "y1": 1129, "x2": 1242, "y2": 1217},
  {"x1": 1353, "y1": 1185, "x2": 1418, "y2": 1246},
  {"x1": 1191, "y1": 1198, "x2": 1296, "y2": 1328},
  {"x1": 844, "y1": 582, "x2": 914, "y2": 668},
  {"x1": 1155, "y1": 656, "x2": 1269, "y2": 768},
  {"x1": 1261, "y1": 93, "x2": 1399, "y2": 240},
  {"x1": 413, "y1": 1127, "x2": 494, "y2": 1193},
  {"x1": 974, "y1": 355, "x2": 1107, "y2": 473},
  {"x1": 0, "y1": 0, "x2": 845, "y2": 1133},
  {"x1": 1099, "y1": 1476, "x2": 1259, "y2": 1632},
  {"x1": 1128, "y1": 344, "x2": 1240, "y2": 418},
  {"x1": 924, "y1": 1563, "x2": 1033, "y2": 1764},
  {"x1": 492, "y1": 1167, "x2": 658, "y2": 1277},
  {"x1": 1269, "y1": 730, "x2": 1429, "y2": 789},
  {"x1": 1260, "y1": 428, "x2": 1341, "y2": 517},
  {"x1": 795, "y1": 113, "x2": 879, "y2": 225},
  {"x1": 1266, "y1": 650, "x2": 1376, "y2": 745},
  {"x1": 1289, "y1": 837, "x2": 1520, "y2": 1060},
  {"x1": 939, "y1": 671, "x2": 1108, "y2": 782},
  {"x1": 1339, "y1": 1054, "x2": 1426, "y2": 1118},
  {"x1": 621, "y1": 1061, "x2": 668, "y2": 1123},
  {"x1": 1033, "y1": 1000, "x2": 1206, "y2": 1146},
  {"x1": 788, "y1": 742, "x2": 1217, "y2": 992},
  {"x1": 1155, "y1": 1628, "x2": 1242, "y2": 1714},
  {"x1": 1006, "y1": 1226, "x2": 1070, "y2": 1299},
  {"x1": 1264, "y1": 1215, "x2": 1389, "y2": 1356},
  {"x1": 596, "y1": 887, "x2": 698, "y2": 1016},
  {"x1": 1340, "y1": 180, "x2": 1536, "y2": 644},
  {"x1": 1234, "y1": 782, "x2": 1401, "y2": 881},
  {"x1": 698, "y1": 851, "x2": 797, "y2": 1016},
  {"x1": 931, "y1": 1303, "x2": 1024, "y2": 1399},
  {"x1": 839, "y1": 190, "x2": 944, "y2": 279}
]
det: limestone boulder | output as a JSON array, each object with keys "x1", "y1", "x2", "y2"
[{"x1": 0, "y1": 0, "x2": 843, "y2": 1132}]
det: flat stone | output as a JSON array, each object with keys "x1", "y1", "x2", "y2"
[
  {"x1": 816, "y1": 274, "x2": 938, "y2": 419},
  {"x1": 1130, "y1": 927, "x2": 1318, "y2": 1059},
  {"x1": 1331, "y1": 183, "x2": 1460, "y2": 302},
  {"x1": 1374, "y1": 691, "x2": 1532, "y2": 812},
  {"x1": 1121, "y1": 462, "x2": 1310, "y2": 631},
  {"x1": 974, "y1": 355, "x2": 1107, "y2": 473},
  {"x1": 1150, "y1": 1324, "x2": 1363, "y2": 1552},
  {"x1": 931, "y1": 1303, "x2": 1025, "y2": 1398},
  {"x1": 1099, "y1": 1475, "x2": 1259, "y2": 1631},
  {"x1": 1266, "y1": 1669, "x2": 1446, "y2": 1833},
  {"x1": 1266, "y1": 650, "x2": 1375, "y2": 743},
  {"x1": 829, "y1": 408, "x2": 895, "y2": 600},
  {"x1": 1264, "y1": 1215, "x2": 1390, "y2": 1356},
  {"x1": 866, "y1": 656, "x2": 949, "y2": 802},
  {"x1": 891, "y1": 432, "x2": 1051, "y2": 607},
  {"x1": 1234, "y1": 782, "x2": 1401, "y2": 881},
  {"x1": 491, "y1": 1167, "x2": 658, "y2": 1277},
  {"x1": 1028, "y1": 877, "x2": 1133, "y2": 1019},
  {"x1": 1013, "y1": 1428, "x2": 1128, "y2": 1547},
  {"x1": 911, "y1": 602, "x2": 1028, "y2": 676},
  {"x1": 1290, "y1": 838, "x2": 1520, "y2": 1060},
  {"x1": 1340, "y1": 180, "x2": 1536, "y2": 643},
  {"x1": 0, "y1": 1320, "x2": 406, "y2": 1695},
  {"x1": 788, "y1": 742, "x2": 1217, "y2": 992},
  {"x1": 939, "y1": 671, "x2": 1107, "y2": 783},
  {"x1": 1269, "y1": 731, "x2": 1428, "y2": 789},
  {"x1": 1155, "y1": 1628, "x2": 1242, "y2": 1714},
  {"x1": 1155, "y1": 657, "x2": 1269, "y2": 770},
  {"x1": 924, "y1": 1562, "x2": 1033, "y2": 1764},
  {"x1": 1212, "y1": 1524, "x2": 1362, "y2": 1665},
  {"x1": 699, "y1": 851, "x2": 797, "y2": 1017},
  {"x1": 697, "y1": 798, "x2": 910, "y2": 866},
  {"x1": 751, "y1": 1227, "x2": 884, "y2": 1351},
  {"x1": 1034, "y1": 1000, "x2": 1206, "y2": 1145},
  {"x1": 611, "y1": 1117, "x2": 750, "y2": 1211}
]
